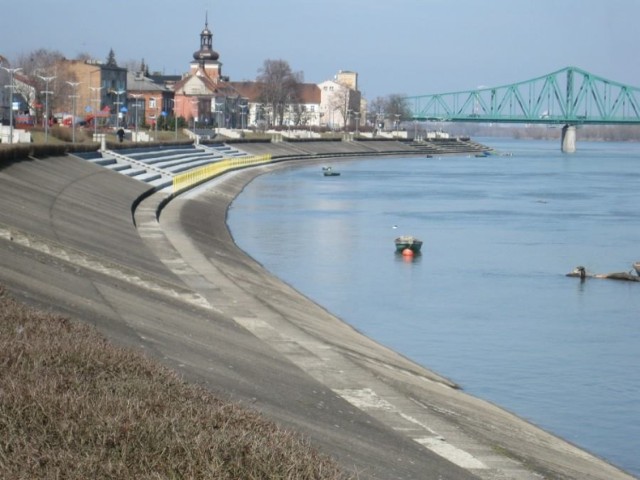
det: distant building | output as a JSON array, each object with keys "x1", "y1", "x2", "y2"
[
  {"x1": 126, "y1": 71, "x2": 173, "y2": 128},
  {"x1": 168, "y1": 15, "x2": 363, "y2": 130},
  {"x1": 46, "y1": 14, "x2": 364, "y2": 132},
  {"x1": 171, "y1": 17, "x2": 246, "y2": 129},
  {"x1": 229, "y1": 81, "x2": 322, "y2": 128},
  {"x1": 319, "y1": 74, "x2": 361, "y2": 130},
  {"x1": 54, "y1": 57, "x2": 127, "y2": 126},
  {"x1": 11, "y1": 73, "x2": 36, "y2": 116}
]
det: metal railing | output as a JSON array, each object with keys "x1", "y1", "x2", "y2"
[{"x1": 172, "y1": 154, "x2": 272, "y2": 194}]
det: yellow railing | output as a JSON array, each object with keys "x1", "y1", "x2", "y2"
[{"x1": 172, "y1": 154, "x2": 272, "y2": 194}]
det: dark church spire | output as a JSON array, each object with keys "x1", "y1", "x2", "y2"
[{"x1": 193, "y1": 13, "x2": 219, "y2": 68}]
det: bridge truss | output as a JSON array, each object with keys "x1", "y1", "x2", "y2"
[{"x1": 406, "y1": 66, "x2": 640, "y2": 125}]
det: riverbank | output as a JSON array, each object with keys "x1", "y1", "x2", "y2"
[
  {"x1": 0, "y1": 285, "x2": 348, "y2": 479},
  {"x1": 0, "y1": 141, "x2": 636, "y2": 479}
]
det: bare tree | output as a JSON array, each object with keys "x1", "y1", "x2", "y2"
[
  {"x1": 13, "y1": 48, "x2": 65, "y2": 76},
  {"x1": 12, "y1": 49, "x2": 67, "y2": 119},
  {"x1": 256, "y1": 59, "x2": 303, "y2": 126},
  {"x1": 328, "y1": 86, "x2": 351, "y2": 130},
  {"x1": 74, "y1": 52, "x2": 92, "y2": 62},
  {"x1": 368, "y1": 96, "x2": 385, "y2": 116},
  {"x1": 366, "y1": 94, "x2": 411, "y2": 131},
  {"x1": 384, "y1": 94, "x2": 411, "y2": 120},
  {"x1": 121, "y1": 58, "x2": 141, "y2": 74}
]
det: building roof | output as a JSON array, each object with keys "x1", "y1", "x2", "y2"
[
  {"x1": 127, "y1": 71, "x2": 170, "y2": 93},
  {"x1": 173, "y1": 71, "x2": 243, "y2": 99},
  {"x1": 297, "y1": 83, "x2": 322, "y2": 104},
  {"x1": 227, "y1": 81, "x2": 262, "y2": 101},
  {"x1": 228, "y1": 81, "x2": 321, "y2": 104}
]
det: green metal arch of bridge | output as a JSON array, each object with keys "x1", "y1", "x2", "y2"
[{"x1": 405, "y1": 66, "x2": 640, "y2": 152}]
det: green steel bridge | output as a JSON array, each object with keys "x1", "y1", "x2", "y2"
[{"x1": 405, "y1": 66, "x2": 640, "y2": 151}]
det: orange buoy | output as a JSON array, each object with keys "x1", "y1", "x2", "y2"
[{"x1": 402, "y1": 248, "x2": 414, "y2": 257}]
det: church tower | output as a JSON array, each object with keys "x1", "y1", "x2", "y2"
[{"x1": 190, "y1": 14, "x2": 222, "y2": 81}]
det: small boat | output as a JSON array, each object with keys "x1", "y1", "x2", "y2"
[
  {"x1": 323, "y1": 166, "x2": 340, "y2": 176},
  {"x1": 633, "y1": 262, "x2": 640, "y2": 276},
  {"x1": 395, "y1": 235, "x2": 423, "y2": 253}
]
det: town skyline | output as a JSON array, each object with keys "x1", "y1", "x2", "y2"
[{"x1": 3, "y1": 0, "x2": 640, "y2": 101}]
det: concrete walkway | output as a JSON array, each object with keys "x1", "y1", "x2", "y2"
[{"x1": 0, "y1": 152, "x2": 635, "y2": 480}]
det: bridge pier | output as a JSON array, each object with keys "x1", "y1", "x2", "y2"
[{"x1": 561, "y1": 124, "x2": 576, "y2": 153}]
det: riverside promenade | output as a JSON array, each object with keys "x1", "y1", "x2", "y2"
[{"x1": 0, "y1": 140, "x2": 635, "y2": 480}]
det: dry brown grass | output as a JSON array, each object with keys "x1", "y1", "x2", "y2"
[{"x1": 0, "y1": 286, "x2": 351, "y2": 479}]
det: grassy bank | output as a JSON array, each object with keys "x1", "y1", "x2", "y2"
[{"x1": 0, "y1": 286, "x2": 350, "y2": 479}]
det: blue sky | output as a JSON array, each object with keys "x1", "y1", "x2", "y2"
[{"x1": 3, "y1": 0, "x2": 639, "y2": 99}]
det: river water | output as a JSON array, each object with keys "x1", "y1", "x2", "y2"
[{"x1": 227, "y1": 138, "x2": 640, "y2": 477}]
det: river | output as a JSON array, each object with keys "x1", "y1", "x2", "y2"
[{"x1": 228, "y1": 138, "x2": 640, "y2": 477}]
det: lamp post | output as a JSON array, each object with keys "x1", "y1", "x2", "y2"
[
  {"x1": 239, "y1": 104, "x2": 247, "y2": 130},
  {"x1": 110, "y1": 89, "x2": 125, "y2": 128},
  {"x1": 66, "y1": 81, "x2": 81, "y2": 143},
  {"x1": 394, "y1": 113, "x2": 400, "y2": 138},
  {"x1": 1, "y1": 66, "x2": 22, "y2": 144},
  {"x1": 129, "y1": 93, "x2": 142, "y2": 141},
  {"x1": 375, "y1": 111, "x2": 384, "y2": 137},
  {"x1": 89, "y1": 86, "x2": 104, "y2": 137},
  {"x1": 215, "y1": 101, "x2": 224, "y2": 133},
  {"x1": 37, "y1": 74, "x2": 56, "y2": 143},
  {"x1": 149, "y1": 96, "x2": 158, "y2": 140},
  {"x1": 354, "y1": 111, "x2": 360, "y2": 137},
  {"x1": 169, "y1": 98, "x2": 177, "y2": 140},
  {"x1": 190, "y1": 98, "x2": 198, "y2": 132}
]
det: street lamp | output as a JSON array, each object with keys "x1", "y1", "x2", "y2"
[
  {"x1": 239, "y1": 104, "x2": 247, "y2": 130},
  {"x1": 37, "y1": 74, "x2": 56, "y2": 143},
  {"x1": 1, "y1": 66, "x2": 23, "y2": 144},
  {"x1": 375, "y1": 111, "x2": 385, "y2": 137},
  {"x1": 149, "y1": 96, "x2": 158, "y2": 139},
  {"x1": 110, "y1": 89, "x2": 125, "y2": 128},
  {"x1": 354, "y1": 111, "x2": 360, "y2": 137},
  {"x1": 169, "y1": 98, "x2": 178, "y2": 140},
  {"x1": 190, "y1": 98, "x2": 198, "y2": 132},
  {"x1": 129, "y1": 93, "x2": 143, "y2": 141},
  {"x1": 66, "y1": 81, "x2": 81, "y2": 143},
  {"x1": 394, "y1": 114, "x2": 400, "y2": 138},
  {"x1": 89, "y1": 86, "x2": 104, "y2": 137},
  {"x1": 215, "y1": 101, "x2": 224, "y2": 133}
]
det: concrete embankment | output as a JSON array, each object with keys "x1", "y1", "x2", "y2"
[{"x1": 0, "y1": 144, "x2": 635, "y2": 480}]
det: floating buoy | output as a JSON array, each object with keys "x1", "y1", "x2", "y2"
[{"x1": 402, "y1": 248, "x2": 414, "y2": 257}]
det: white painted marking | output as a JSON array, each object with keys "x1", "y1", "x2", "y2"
[
  {"x1": 333, "y1": 388, "x2": 395, "y2": 411},
  {"x1": 415, "y1": 437, "x2": 488, "y2": 470},
  {"x1": 398, "y1": 412, "x2": 437, "y2": 434},
  {"x1": 235, "y1": 317, "x2": 275, "y2": 331},
  {"x1": 335, "y1": 388, "x2": 488, "y2": 471}
]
